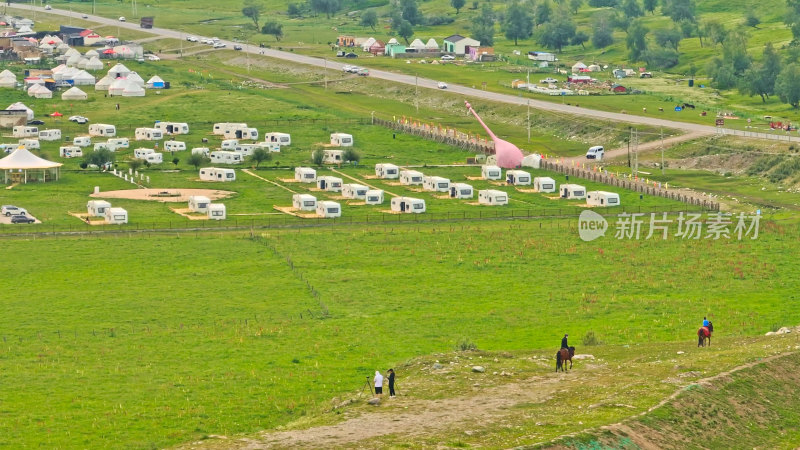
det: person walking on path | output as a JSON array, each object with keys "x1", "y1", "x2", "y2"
[
  {"x1": 373, "y1": 370, "x2": 384, "y2": 397},
  {"x1": 561, "y1": 334, "x2": 569, "y2": 349},
  {"x1": 387, "y1": 369, "x2": 396, "y2": 398}
]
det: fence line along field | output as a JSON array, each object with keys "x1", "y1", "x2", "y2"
[{"x1": 1, "y1": 218, "x2": 798, "y2": 448}]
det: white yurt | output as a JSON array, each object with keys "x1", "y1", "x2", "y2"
[
  {"x1": 409, "y1": 38, "x2": 425, "y2": 50},
  {"x1": 0, "y1": 76, "x2": 17, "y2": 88},
  {"x1": 146, "y1": 75, "x2": 165, "y2": 89},
  {"x1": 53, "y1": 67, "x2": 77, "y2": 82},
  {"x1": 107, "y1": 63, "x2": 131, "y2": 78},
  {"x1": 27, "y1": 84, "x2": 52, "y2": 99},
  {"x1": 85, "y1": 49, "x2": 99, "y2": 58},
  {"x1": 425, "y1": 38, "x2": 439, "y2": 50},
  {"x1": 387, "y1": 38, "x2": 398, "y2": 45},
  {"x1": 0, "y1": 69, "x2": 15, "y2": 78},
  {"x1": 71, "y1": 70, "x2": 96, "y2": 86},
  {"x1": 94, "y1": 75, "x2": 114, "y2": 91},
  {"x1": 64, "y1": 48, "x2": 81, "y2": 58},
  {"x1": 56, "y1": 43, "x2": 71, "y2": 54},
  {"x1": 122, "y1": 81, "x2": 145, "y2": 97},
  {"x1": 61, "y1": 86, "x2": 88, "y2": 100},
  {"x1": 76, "y1": 57, "x2": 90, "y2": 69},
  {"x1": 108, "y1": 78, "x2": 127, "y2": 96},
  {"x1": 126, "y1": 71, "x2": 145, "y2": 87},
  {"x1": 50, "y1": 64, "x2": 67, "y2": 75},
  {"x1": 7, "y1": 102, "x2": 34, "y2": 120},
  {"x1": 38, "y1": 42, "x2": 53, "y2": 53},
  {"x1": 66, "y1": 54, "x2": 81, "y2": 67},
  {"x1": 84, "y1": 56, "x2": 104, "y2": 71}
]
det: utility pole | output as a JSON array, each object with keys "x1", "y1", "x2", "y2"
[
  {"x1": 660, "y1": 127, "x2": 664, "y2": 175},
  {"x1": 527, "y1": 99, "x2": 531, "y2": 144},
  {"x1": 415, "y1": 73, "x2": 419, "y2": 114},
  {"x1": 632, "y1": 128, "x2": 639, "y2": 176},
  {"x1": 324, "y1": 58, "x2": 327, "y2": 89},
  {"x1": 627, "y1": 127, "x2": 631, "y2": 168}
]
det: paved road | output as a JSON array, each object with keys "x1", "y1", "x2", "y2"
[{"x1": 18, "y1": 4, "x2": 800, "y2": 142}]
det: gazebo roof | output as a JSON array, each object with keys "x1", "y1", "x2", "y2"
[{"x1": 0, "y1": 147, "x2": 62, "y2": 169}]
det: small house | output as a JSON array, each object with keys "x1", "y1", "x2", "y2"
[
  {"x1": 613, "y1": 69, "x2": 627, "y2": 79},
  {"x1": 188, "y1": 195, "x2": 211, "y2": 213},
  {"x1": 368, "y1": 40, "x2": 385, "y2": 55},
  {"x1": 384, "y1": 43, "x2": 406, "y2": 57},
  {"x1": 38, "y1": 129, "x2": 61, "y2": 141},
  {"x1": 533, "y1": 177, "x2": 556, "y2": 193},
  {"x1": 610, "y1": 84, "x2": 627, "y2": 93},
  {"x1": 209, "y1": 151, "x2": 242, "y2": 165},
  {"x1": 87, "y1": 200, "x2": 111, "y2": 217},
  {"x1": 365, "y1": 189, "x2": 384, "y2": 205},
  {"x1": 341, "y1": 183, "x2": 369, "y2": 200},
  {"x1": 443, "y1": 35, "x2": 480, "y2": 55},
  {"x1": 59, "y1": 146, "x2": 82, "y2": 158},
  {"x1": 521, "y1": 154, "x2": 542, "y2": 169},
  {"x1": 481, "y1": 165, "x2": 502, "y2": 180},
  {"x1": 560, "y1": 184, "x2": 586, "y2": 200},
  {"x1": 295, "y1": 167, "x2": 317, "y2": 183},
  {"x1": 478, "y1": 189, "x2": 509, "y2": 205},
  {"x1": 375, "y1": 163, "x2": 399, "y2": 179},
  {"x1": 449, "y1": 183, "x2": 474, "y2": 199},
  {"x1": 207, "y1": 203, "x2": 226, "y2": 220},
  {"x1": 390, "y1": 197, "x2": 426, "y2": 213},
  {"x1": 134, "y1": 127, "x2": 163, "y2": 141},
  {"x1": 73, "y1": 136, "x2": 92, "y2": 147},
  {"x1": 292, "y1": 194, "x2": 317, "y2": 211},
  {"x1": 316, "y1": 176, "x2": 342, "y2": 192},
  {"x1": 321, "y1": 149, "x2": 344, "y2": 164},
  {"x1": 264, "y1": 132, "x2": 291, "y2": 146},
  {"x1": 399, "y1": 169, "x2": 423, "y2": 185},
  {"x1": 316, "y1": 201, "x2": 341, "y2": 218},
  {"x1": 337, "y1": 35, "x2": 355, "y2": 47},
  {"x1": 586, "y1": 191, "x2": 620, "y2": 207},
  {"x1": 105, "y1": 207, "x2": 128, "y2": 224},
  {"x1": 505, "y1": 170, "x2": 531, "y2": 186},
  {"x1": 330, "y1": 133, "x2": 353, "y2": 147},
  {"x1": 164, "y1": 141, "x2": 186, "y2": 152},
  {"x1": 422, "y1": 176, "x2": 451, "y2": 192},
  {"x1": 88, "y1": 123, "x2": 116, "y2": 137},
  {"x1": 468, "y1": 46, "x2": 495, "y2": 62}
]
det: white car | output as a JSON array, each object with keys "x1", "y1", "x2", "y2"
[
  {"x1": 441, "y1": 55, "x2": 455, "y2": 61},
  {"x1": 213, "y1": 42, "x2": 226, "y2": 49},
  {"x1": 540, "y1": 77, "x2": 558, "y2": 84},
  {"x1": 68, "y1": 115, "x2": 89, "y2": 124},
  {"x1": 186, "y1": 36, "x2": 198, "y2": 42},
  {"x1": 437, "y1": 81, "x2": 448, "y2": 89},
  {"x1": 118, "y1": 16, "x2": 126, "y2": 22},
  {"x1": 200, "y1": 38, "x2": 212, "y2": 44},
  {"x1": 145, "y1": 54, "x2": 160, "y2": 61},
  {"x1": 342, "y1": 65, "x2": 353, "y2": 73},
  {"x1": 44, "y1": 5, "x2": 52, "y2": 10},
  {"x1": 81, "y1": 14, "x2": 88, "y2": 19}
]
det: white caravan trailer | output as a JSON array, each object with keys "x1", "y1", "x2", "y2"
[
  {"x1": 107, "y1": 138, "x2": 129, "y2": 151},
  {"x1": 449, "y1": 183, "x2": 474, "y2": 199},
  {"x1": 212, "y1": 122, "x2": 247, "y2": 136},
  {"x1": 375, "y1": 163, "x2": 399, "y2": 179},
  {"x1": 264, "y1": 132, "x2": 291, "y2": 146},
  {"x1": 207, "y1": 203, "x2": 226, "y2": 220},
  {"x1": 18, "y1": 139, "x2": 39, "y2": 150},
  {"x1": 144, "y1": 152, "x2": 163, "y2": 164},
  {"x1": 87, "y1": 200, "x2": 111, "y2": 217},
  {"x1": 399, "y1": 169, "x2": 423, "y2": 185},
  {"x1": 478, "y1": 189, "x2": 509, "y2": 205},
  {"x1": 365, "y1": 189, "x2": 384, "y2": 205},
  {"x1": 254, "y1": 142, "x2": 281, "y2": 153},
  {"x1": 88, "y1": 124, "x2": 116, "y2": 137},
  {"x1": 316, "y1": 176, "x2": 342, "y2": 192},
  {"x1": 292, "y1": 194, "x2": 317, "y2": 211},
  {"x1": 59, "y1": 146, "x2": 82, "y2": 158},
  {"x1": 134, "y1": 127, "x2": 163, "y2": 141},
  {"x1": 223, "y1": 126, "x2": 258, "y2": 141},
  {"x1": 38, "y1": 129, "x2": 61, "y2": 141},
  {"x1": 481, "y1": 165, "x2": 502, "y2": 180},
  {"x1": 209, "y1": 151, "x2": 243, "y2": 164},
  {"x1": 73, "y1": 136, "x2": 92, "y2": 147},
  {"x1": 221, "y1": 139, "x2": 239, "y2": 150},
  {"x1": 533, "y1": 177, "x2": 556, "y2": 193},
  {"x1": 586, "y1": 191, "x2": 620, "y2": 207},
  {"x1": 321, "y1": 149, "x2": 344, "y2": 164},
  {"x1": 12, "y1": 126, "x2": 38, "y2": 138},
  {"x1": 188, "y1": 196, "x2": 211, "y2": 213},
  {"x1": 155, "y1": 122, "x2": 189, "y2": 135},
  {"x1": 390, "y1": 197, "x2": 426, "y2": 213},
  {"x1": 521, "y1": 153, "x2": 542, "y2": 169},
  {"x1": 316, "y1": 200, "x2": 341, "y2": 218},
  {"x1": 330, "y1": 133, "x2": 353, "y2": 147},
  {"x1": 199, "y1": 167, "x2": 236, "y2": 182},
  {"x1": 105, "y1": 207, "x2": 128, "y2": 224},
  {"x1": 342, "y1": 183, "x2": 369, "y2": 200},
  {"x1": 192, "y1": 147, "x2": 210, "y2": 157},
  {"x1": 560, "y1": 184, "x2": 586, "y2": 200},
  {"x1": 422, "y1": 176, "x2": 450, "y2": 192},
  {"x1": 505, "y1": 170, "x2": 531, "y2": 186},
  {"x1": 295, "y1": 167, "x2": 317, "y2": 183},
  {"x1": 233, "y1": 143, "x2": 261, "y2": 156},
  {"x1": 164, "y1": 140, "x2": 186, "y2": 152},
  {"x1": 134, "y1": 148, "x2": 155, "y2": 159},
  {"x1": 93, "y1": 142, "x2": 109, "y2": 152}
]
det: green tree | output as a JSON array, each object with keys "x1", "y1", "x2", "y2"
[
  {"x1": 626, "y1": 19, "x2": 648, "y2": 61},
  {"x1": 401, "y1": 0, "x2": 423, "y2": 25},
  {"x1": 592, "y1": 12, "x2": 614, "y2": 48},
  {"x1": 242, "y1": 0, "x2": 264, "y2": 30},
  {"x1": 569, "y1": 0, "x2": 583, "y2": 13},
  {"x1": 504, "y1": 2, "x2": 534, "y2": 45},
  {"x1": 128, "y1": 159, "x2": 143, "y2": 172},
  {"x1": 740, "y1": 43, "x2": 781, "y2": 102},
  {"x1": 451, "y1": 0, "x2": 466, "y2": 14},
  {"x1": 539, "y1": 12, "x2": 576, "y2": 52},
  {"x1": 310, "y1": 0, "x2": 339, "y2": 18},
  {"x1": 471, "y1": 4, "x2": 496, "y2": 46},
  {"x1": 645, "y1": 47, "x2": 679, "y2": 68},
  {"x1": 311, "y1": 149, "x2": 325, "y2": 165},
  {"x1": 287, "y1": 3, "x2": 301, "y2": 17},
  {"x1": 393, "y1": 16, "x2": 414, "y2": 44},
  {"x1": 360, "y1": 10, "x2": 378, "y2": 31},
  {"x1": 249, "y1": 148, "x2": 272, "y2": 168},
  {"x1": 776, "y1": 63, "x2": 800, "y2": 107},
  {"x1": 622, "y1": 0, "x2": 643, "y2": 18},
  {"x1": 786, "y1": 0, "x2": 800, "y2": 42},
  {"x1": 653, "y1": 27, "x2": 681, "y2": 50},
  {"x1": 85, "y1": 149, "x2": 114, "y2": 171},
  {"x1": 172, "y1": 157, "x2": 180, "y2": 168},
  {"x1": 343, "y1": 148, "x2": 361, "y2": 163},
  {"x1": 661, "y1": 0, "x2": 695, "y2": 23},
  {"x1": 534, "y1": 1, "x2": 551, "y2": 26},
  {"x1": 262, "y1": 22, "x2": 284, "y2": 41},
  {"x1": 643, "y1": 0, "x2": 657, "y2": 14},
  {"x1": 187, "y1": 153, "x2": 209, "y2": 170},
  {"x1": 572, "y1": 30, "x2": 589, "y2": 49},
  {"x1": 745, "y1": 12, "x2": 760, "y2": 28},
  {"x1": 702, "y1": 20, "x2": 726, "y2": 46}
]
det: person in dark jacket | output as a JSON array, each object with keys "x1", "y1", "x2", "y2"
[
  {"x1": 561, "y1": 334, "x2": 569, "y2": 349},
  {"x1": 387, "y1": 368, "x2": 396, "y2": 398}
]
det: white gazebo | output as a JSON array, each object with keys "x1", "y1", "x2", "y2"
[{"x1": 0, "y1": 147, "x2": 62, "y2": 184}]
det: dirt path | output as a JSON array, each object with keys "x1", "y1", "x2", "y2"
[
  {"x1": 235, "y1": 373, "x2": 572, "y2": 449},
  {"x1": 565, "y1": 130, "x2": 712, "y2": 164}
]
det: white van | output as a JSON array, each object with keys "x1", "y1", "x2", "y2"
[
  {"x1": 73, "y1": 136, "x2": 92, "y2": 147},
  {"x1": 164, "y1": 141, "x2": 186, "y2": 152},
  {"x1": 38, "y1": 129, "x2": 62, "y2": 141},
  {"x1": 586, "y1": 145, "x2": 604, "y2": 160}
]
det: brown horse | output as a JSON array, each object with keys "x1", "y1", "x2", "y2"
[
  {"x1": 697, "y1": 326, "x2": 711, "y2": 347},
  {"x1": 556, "y1": 346, "x2": 575, "y2": 372}
]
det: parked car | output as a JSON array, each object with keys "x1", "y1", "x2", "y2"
[
  {"x1": 336, "y1": 51, "x2": 346, "y2": 57},
  {"x1": 539, "y1": 77, "x2": 558, "y2": 84},
  {"x1": 27, "y1": 119, "x2": 45, "y2": 125},
  {"x1": 342, "y1": 65, "x2": 353, "y2": 73},
  {"x1": 44, "y1": 4, "x2": 52, "y2": 10},
  {"x1": 2, "y1": 205, "x2": 25, "y2": 216},
  {"x1": 213, "y1": 42, "x2": 226, "y2": 49},
  {"x1": 437, "y1": 81, "x2": 448, "y2": 89},
  {"x1": 69, "y1": 115, "x2": 89, "y2": 124},
  {"x1": 344, "y1": 52, "x2": 358, "y2": 58},
  {"x1": 145, "y1": 54, "x2": 160, "y2": 61},
  {"x1": 118, "y1": 16, "x2": 126, "y2": 22},
  {"x1": 81, "y1": 14, "x2": 88, "y2": 18},
  {"x1": 358, "y1": 68, "x2": 369, "y2": 76},
  {"x1": 441, "y1": 55, "x2": 455, "y2": 61},
  {"x1": 233, "y1": 45, "x2": 243, "y2": 51},
  {"x1": 11, "y1": 215, "x2": 35, "y2": 224},
  {"x1": 186, "y1": 36, "x2": 198, "y2": 42},
  {"x1": 200, "y1": 38, "x2": 212, "y2": 44},
  {"x1": 586, "y1": 145, "x2": 604, "y2": 160}
]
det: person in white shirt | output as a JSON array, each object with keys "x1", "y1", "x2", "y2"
[{"x1": 373, "y1": 370, "x2": 384, "y2": 397}]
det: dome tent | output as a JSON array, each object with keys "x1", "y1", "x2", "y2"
[{"x1": 62, "y1": 86, "x2": 88, "y2": 100}]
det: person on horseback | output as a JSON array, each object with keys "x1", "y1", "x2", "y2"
[
  {"x1": 561, "y1": 334, "x2": 569, "y2": 349},
  {"x1": 703, "y1": 317, "x2": 709, "y2": 327}
]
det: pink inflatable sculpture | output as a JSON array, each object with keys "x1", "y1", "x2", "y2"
[{"x1": 465, "y1": 100, "x2": 524, "y2": 168}]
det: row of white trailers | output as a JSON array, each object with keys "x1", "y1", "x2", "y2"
[{"x1": 86, "y1": 200, "x2": 128, "y2": 224}]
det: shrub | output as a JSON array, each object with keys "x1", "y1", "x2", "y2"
[
  {"x1": 455, "y1": 338, "x2": 477, "y2": 351},
  {"x1": 583, "y1": 330, "x2": 600, "y2": 346},
  {"x1": 311, "y1": 149, "x2": 324, "y2": 165},
  {"x1": 343, "y1": 148, "x2": 361, "y2": 163},
  {"x1": 426, "y1": 15, "x2": 454, "y2": 26}
]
